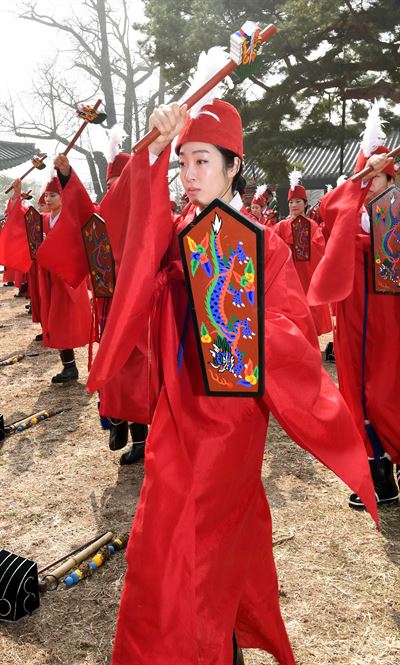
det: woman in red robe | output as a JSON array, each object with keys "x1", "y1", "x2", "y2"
[
  {"x1": 308, "y1": 144, "x2": 399, "y2": 509},
  {"x1": 250, "y1": 186, "x2": 268, "y2": 225},
  {"x1": 6, "y1": 174, "x2": 92, "y2": 382},
  {"x1": 86, "y1": 99, "x2": 378, "y2": 665},
  {"x1": 271, "y1": 177, "x2": 332, "y2": 337}
]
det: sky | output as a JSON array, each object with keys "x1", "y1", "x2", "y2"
[{"x1": 0, "y1": 1, "x2": 146, "y2": 189}]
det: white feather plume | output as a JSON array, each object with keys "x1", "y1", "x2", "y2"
[
  {"x1": 325, "y1": 184, "x2": 333, "y2": 192},
  {"x1": 107, "y1": 124, "x2": 127, "y2": 163},
  {"x1": 336, "y1": 174, "x2": 348, "y2": 187},
  {"x1": 184, "y1": 46, "x2": 232, "y2": 119},
  {"x1": 44, "y1": 161, "x2": 57, "y2": 187},
  {"x1": 255, "y1": 184, "x2": 267, "y2": 199},
  {"x1": 360, "y1": 101, "x2": 386, "y2": 158},
  {"x1": 289, "y1": 169, "x2": 302, "y2": 191}
]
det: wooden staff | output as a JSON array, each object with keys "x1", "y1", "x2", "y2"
[
  {"x1": 4, "y1": 407, "x2": 71, "y2": 435},
  {"x1": 39, "y1": 531, "x2": 114, "y2": 590},
  {"x1": 5, "y1": 155, "x2": 47, "y2": 194},
  {"x1": 352, "y1": 145, "x2": 400, "y2": 182},
  {"x1": 0, "y1": 353, "x2": 25, "y2": 366},
  {"x1": 63, "y1": 98, "x2": 102, "y2": 156},
  {"x1": 38, "y1": 530, "x2": 111, "y2": 575},
  {"x1": 132, "y1": 24, "x2": 277, "y2": 155}
]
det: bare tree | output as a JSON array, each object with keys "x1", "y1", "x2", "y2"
[
  {"x1": 2, "y1": 0, "x2": 163, "y2": 198},
  {"x1": 1, "y1": 62, "x2": 107, "y2": 199}
]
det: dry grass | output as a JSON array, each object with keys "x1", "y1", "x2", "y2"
[{"x1": 0, "y1": 287, "x2": 399, "y2": 665}]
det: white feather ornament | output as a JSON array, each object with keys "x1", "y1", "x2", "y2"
[
  {"x1": 107, "y1": 124, "x2": 127, "y2": 163},
  {"x1": 185, "y1": 46, "x2": 232, "y2": 119},
  {"x1": 360, "y1": 101, "x2": 386, "y2": 158},
  {"x1": 336, "y1": 175, "x2": 348, "y2": 187},
  {"x1": 289, "y1": 169, "x2": 302, "y2": 191},
  {"x1": 45, "y1": 161, "x2": 57, "y2": 185},
  {"x1": 255, "y1": 184, "x2": 267, "y2": 199},
  {"x1": 325, "y1": 184, "x2": 333, "y2": 192}
]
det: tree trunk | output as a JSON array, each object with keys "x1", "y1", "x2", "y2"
[{"x1": 96, "y1": 0, "x2": 117, "y2": 127}]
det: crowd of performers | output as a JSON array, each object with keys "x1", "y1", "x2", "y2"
[{"x1": 1, "y1": 92, "x2": 399, "y2": 665}]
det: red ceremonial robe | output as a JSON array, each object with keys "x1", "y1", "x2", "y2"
[
  {"x1": 86, "y1": 150, "x2": 377, "y2": 665},
  {"x1": 38, "y1": 215, "x2": 92, "y2": 349},
  {"x1": 28, "y1": 262, "x2": 42, "y2": 324},
  {"x1": 250, "y1": 212, "x2": 268, "y2": 226},
  {"x1": 0, "y1": 199, "x2": 32, "y2": 273},
  {"x1": 272, "y1": 217, "x2": 332, "y2": 335},
  {"x1": 2, "y1": 268, "x2": 26, "y2": 289},
  {"x1": 1, "y1": 195, "x2": 92, "y2": 349},
  {"x1": 308, "y1": 179, "x2": 400, "y2": 463},
  {"x1": 35, "y1": 167, "x2": 150, "y2": 422},
  {"x1": 1, "y1": 199, "x2": 41, "y2": 322}
]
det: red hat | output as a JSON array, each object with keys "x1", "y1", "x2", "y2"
[
  {"x1": 252, "y1": 185, "x2": 267, "y2": 207},
  {"x1": 175, "y1": 100, "x2": 243, "y2": 159},
  {"x1": 106, "y1": 153, "x2": 130, "y2": 181},
  {"x1": 44, "y1": 177, "x2": 62, "y2": 195},
  {"x1": 354, "y1": 145, "x2": 395, "y2": 178},
  {"x1": 288, "y1": 185, "x2": 307, "y2": 202},
  {"x1": 252, "y1": 195, "x2": 265, "y2": 207}
]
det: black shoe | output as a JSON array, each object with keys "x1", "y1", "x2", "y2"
[
  {"x1": 51, "y1": 349, "x2": 78, "y2": 383},
  {"x1": 3, "y1": 282, "x2": 14, "y2": 287},
  {"x1": 349, "y1": 457, "x2": 399, "y2": 510},
  {"x1": 119, "y1": 442, "x2": 145, "y2": 465},
  {"x1": 324, "y1": 341, "x2": 335, "y2": 363},
  {"x1": 34, "y1": 333, "x2": 43, "y2": 342},
  {"x1": 129, "y1": 422, "x2": 148, "y2": 444},
  {"x1": 109, "y1": 419, "x2": 129, "y2": 451},
  {"x1": 51, "y1": 364, "x2": 79, "y2": 383}
]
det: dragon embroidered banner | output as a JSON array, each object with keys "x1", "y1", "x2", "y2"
[
  {"x1": 369, "y1": 185, "x2": 400, "y2": 294},
  {"x1": 291, "y1": 214, "x2": 311, "y2": 262},
  {"x1": 24, "y1": 206, "x2": 43, "y2": 260},
  {"x1": 81, "y1": 214, "x2": 115, "y2": 298},
  {"x1": 179, "y1": 199, "x2": 265, "y2": 396}
]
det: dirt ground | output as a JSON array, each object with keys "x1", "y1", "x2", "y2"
[{"x1": 0, "y1": 284, "x2": 399, "y2": 665}]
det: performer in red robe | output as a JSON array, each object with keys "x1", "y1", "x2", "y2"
[
  {"x1": 250, "y1": 185, "x2": 268, "y2": 225},
  {"x1": 6, "y1": 173, "x2": 92, "y2": 382},
  {"x1": 103, "y1": 146, "x2": 148, "y2": 464},
  {"x1": 40, "y1": 145, "x2": 148, "y2": 463},
  {"x1": 308, "y1": 132, "x2": 399, "y2": 509},
  {"x1": 85, "y1": 97, "x2": 378, "y2": 665},
  {"x1": 271, "y1": 174, "x2": 332, "y2": 337}
]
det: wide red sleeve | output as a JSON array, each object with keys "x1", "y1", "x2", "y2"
[
  {"x1": 0, "y1": 198, "x2": 32, "y2": 272},
  {"x1": 270, "y1": 218, "x2": 293, "y2": 244},
  {"x1": 36, "y1": 170, "x2": 95, "y2": 287},
  {"x1": 87, "y1": 148, "x2": 173, "y2": 392},
  {"x1": 307, "y1": 179, "x2": 369, "y2": 305},
  {"x1": 261, "y1": 229, "x2": 378, "y2": 525}
]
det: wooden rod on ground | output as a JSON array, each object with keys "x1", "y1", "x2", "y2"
[
  {"x1": 38, "y1": 530, "x2": 111, "y2": 575},
  {"x1": 41, "y1": 531, "x2": 114, "y2": 582}
]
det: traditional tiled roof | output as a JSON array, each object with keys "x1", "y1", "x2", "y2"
[
  {"x1": 0, "y1": 140, "x2": 38, "y2": 170},
  {"x1": 244, "y1": 131, "x2": 400, "y2": 189}
]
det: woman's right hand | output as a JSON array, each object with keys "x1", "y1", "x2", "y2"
[
  {"x1": 11, "y1": 178, "x2": 22, "y2": 200},
  {"x1": 148, "y1": 103, "x2": 188, "y2": 157},
  {"x1": 364, "y1": 153, "x2": 393, "y2": 179}
]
